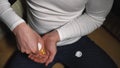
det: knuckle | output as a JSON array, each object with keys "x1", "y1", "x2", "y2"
[
  {"x1": 31, "y1": 49, "x2": 37, "y2": 54},
  {"x1": 26, "y1": 51, "x2": 31, "y2": 54},
  {"x1": 21, "y1": 50, "x2": 25, "y2": 53},
  {"x1": 21, "y1": 48, "x2": 25, "y2": 53}
]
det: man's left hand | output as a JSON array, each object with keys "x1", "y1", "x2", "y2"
[{"x1": 43, "y1": 30, "x2": 60, "y2": 66}]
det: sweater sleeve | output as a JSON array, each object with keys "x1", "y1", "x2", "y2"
[
  {"x1": 0, "y1": 0, "x2": 25, "y2": 31},
  {"x1": 57, "y1": 0, "x2": 113, "y2": 41}
]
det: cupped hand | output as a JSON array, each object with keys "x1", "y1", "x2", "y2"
[
  {"x1": 28, "y1": 43, "x2": 49, "y2": 63},
  {"x1": 42, "y1": 30, "x2": 60, "y2": 66},
  {"x1": 28, "y1": 30, "x2": 60, "y2": 65}
]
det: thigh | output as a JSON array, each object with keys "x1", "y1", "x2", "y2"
[
  {"x1": 4, "y1": 51, "x2": 48, "y2": 68},
  {"x1": 56, "y1": 36, "x2": 117, "y2": 68}
]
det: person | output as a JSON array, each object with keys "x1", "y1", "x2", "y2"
[{"x1": 0, "y1": 0, "x2": 117, "y2": 68}]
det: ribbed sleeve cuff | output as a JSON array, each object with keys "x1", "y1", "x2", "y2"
[
  {"x1": 56, "y1": 29, "x2": 64, "y2": 41},
  {"x1": 10, "y1": 19, "x2": 25, "y2": 31},
  {"x1": 56, "y1": 19, "x2": 79, "y2": 41},
  {"x1": 0, "y1": 8, "x2": 25, "y2": 31}
]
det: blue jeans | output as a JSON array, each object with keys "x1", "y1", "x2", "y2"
[{"x1": 5, "y1": 36, "x2": 117, "y2": 68}]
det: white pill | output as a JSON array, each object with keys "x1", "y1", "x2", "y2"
[
  {"x1": 75, "y1": 51, "x2": 82, "y2": 58},
  {"x1": 38, "y1": 43, "x2": 42, "y2": 50}
]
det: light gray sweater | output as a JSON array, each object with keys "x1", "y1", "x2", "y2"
[{"x1": 0, "y1": 0, "x2": 113, "y2": 46}]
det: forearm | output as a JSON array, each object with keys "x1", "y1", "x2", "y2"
[
  {"x1": 57, "y1": 13, "x2": 104, "y2": 41},
  {"x1": 0, "y1": 0, "x2": 25, "y2": 31},
  {"x1": 56, "y1": 0, "x2": 113, "y2": 41}
]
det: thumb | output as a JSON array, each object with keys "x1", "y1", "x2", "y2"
[{"x1": 45, "y1": 53, "x2": 55, "y2": 66}]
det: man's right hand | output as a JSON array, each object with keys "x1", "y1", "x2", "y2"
[{"x1": 13, "y1": 23, "x2": 43, "y2": 54}]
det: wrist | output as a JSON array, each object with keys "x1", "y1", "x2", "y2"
[
  {"x1": 44, "y1": 30, "x2": 60, "y2": 43},
  {"x1": 13, "y1": 23, "x2": 28, "y2": 35},
  {"x1": 52, "y1": 30, "x2": 60, "y2": 42}
]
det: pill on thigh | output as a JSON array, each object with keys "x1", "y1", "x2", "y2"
[{"x1": 75, "y1": 51, "x2": 82, "y2": 58}]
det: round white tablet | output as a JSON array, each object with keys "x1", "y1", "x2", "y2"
[{"x1": 75, "y1": 51, "x2": 82, "y2": 58}]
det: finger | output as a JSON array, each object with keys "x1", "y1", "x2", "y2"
[
  {"x1": 20, "y1": 43, "x2": 31, "y2": 54},
  {"x1": 24, "y1": 44, "x2": 32, "y2": 54},
  {"x1": 29, "y1": 53, "x2": 38, "y2": 59},
  {"x1": 30, "y1": 44, "x2": 38, "y2": 54},
  {"x1": 29, "y1": 54, "x2": 39, "y2": 62},
  {"x1": 20, "y1": 46, "x2": 26, "y2": 53},
  {"x1": 28, "y1": 54, "x2": 34, "y2": 60},
  {"x1": 45, "y1": 53, "x2": 55, "y2": 66},
  {"x1": 25, "y1": 49, "x2": 31, "y2": 54},
  {"x1": 28, "y1": 54, "x2": 32, "y2": 58},
  {"x1": 31, "y1": 48, "x2": 38, "y2": 54},
  {"x1": 41, "y1": 52, "x2": 50, "y2": 63},
  {"x1": 36, "y1": 54, "x2": 48, "y2": 63},
  {"x1": 28, "y1": 53, "x2": 44, "y2": 63},
  {"x1": 32, "y1": 55, "x2": 42, "y2": 63}
]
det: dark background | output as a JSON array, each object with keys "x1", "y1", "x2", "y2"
[{"x1": 103, "y1": 0, "x2": 120, "y2": 41}]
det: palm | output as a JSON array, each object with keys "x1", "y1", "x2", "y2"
[
  {"x1": 42, "y1": 30, "x2": 59, "y2": 66},
  {"x1": 44, "y1": 38, "x2": 57, "y2": 58}
]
